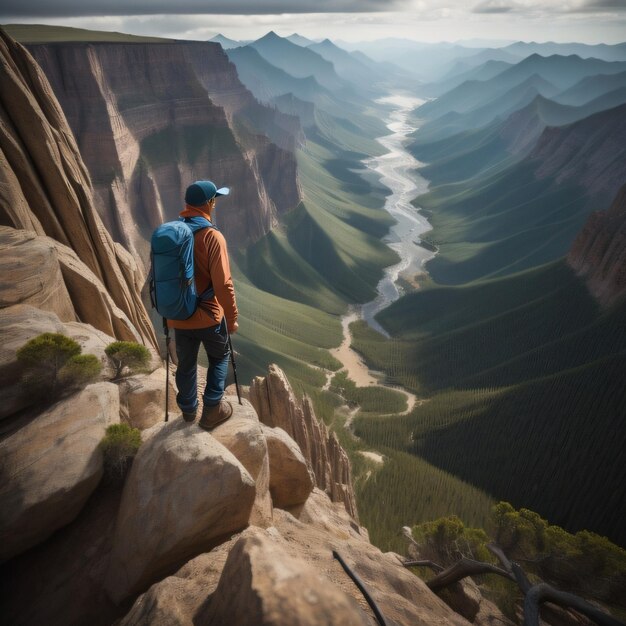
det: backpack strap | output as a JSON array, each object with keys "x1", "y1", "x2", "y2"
[
  {"x1": 181, "y1": 215, "x2": 218, "y2": 233},
  {"x1": 181, "y1": 216, "x2": 217, "y2": 306}
]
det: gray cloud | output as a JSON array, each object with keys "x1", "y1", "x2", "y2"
[
  {"x1": 0, "y1": 0, "x2": 410, "y2": 18},
  {"x1": 473, "y1": 0, "x2": 515, "y2": 13},
  {"x1": 578, "y1": 0, "x2": 626, "y2": 9}
]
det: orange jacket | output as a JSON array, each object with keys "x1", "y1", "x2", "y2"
[{"x1": 167, "y1": 206, "x2": 238, "y2": 330}]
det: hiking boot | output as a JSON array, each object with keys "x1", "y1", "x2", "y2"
[
  {"x1": 182, "y1": 410, "x2": 197, "y2": 423},
  {"x1": 199, "y1": 399, "x2": 233, "y2": 430}
]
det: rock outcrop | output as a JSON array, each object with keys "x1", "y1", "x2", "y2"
[
  {"x1": 0, "y1": 29, "x2": 157, "y2": 350},
  {"x1": 209, "y1": 399, "x2": 273, "y2": 527},
  {"x1": 0, "y1": 382, "x2": 120, "y2": 562},
  {"x1": 261, "y1": 423, "x2": 316, "y2": 510},
  {"x1": 1, "y1": 373, "x2": 508, "y2": 626},
  {"x1": 26, "y1": 40, "x2": 301, "y2": 266},
  {"x1": 199, "y1": 530, "x2": 373, "y2": 626},
  {"x1": 568, "y1": 184, "x2": 626, "y2": 306},
  {"x1": 250, "y1": 364, "x2": 359, "y2": 522},
  {"x1": 121, "y1": 491, "x2": 471, "y2": 626},
  {"x1": 119, "y1": 368, "x2": 178, "y2": 430},
  {"x1": 0, "y1": 227, "x2": 146, "y2": 345},
  {"x1": 104, "y1": 407, "x2": 258, "y2": 603}
]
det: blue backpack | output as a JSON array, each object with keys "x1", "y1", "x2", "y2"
[{"x1": 149, "y1": 216, "x2": 216, "y2": 320}]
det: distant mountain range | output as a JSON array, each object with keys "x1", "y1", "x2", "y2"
[{"x1": 416, "y1": 54, "x2": 626, "y2": 122}]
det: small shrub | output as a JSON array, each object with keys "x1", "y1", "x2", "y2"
[
  {"x1": 16, "y1": 332, "x2": 99, "y2": 400},
  {"x1": 105, "y1": 341, "x2": 151, "y2": 379},
  {"x1": 412, "y1": 515, "x2": 490, "y2": 565},
  {"x1": 59, "y1": 354, "x2": 102, "y2": 389},
  {"x1": 100, "y1": 423, "x2": 142, "y2": 480}
]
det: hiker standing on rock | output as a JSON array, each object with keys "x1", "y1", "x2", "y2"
[{"x1": 167, "y1": 180, "x2": 238, "y2": 430}]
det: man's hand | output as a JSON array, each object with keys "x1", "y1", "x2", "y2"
[{"x1": 230, "y1": 321, "x2": 239, "y2": 334}]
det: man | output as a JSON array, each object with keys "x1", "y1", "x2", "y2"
[{"x1": 168, "y1": 180, "x2": 238, "y2": 430}]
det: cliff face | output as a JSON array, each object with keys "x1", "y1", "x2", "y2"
[
  {"x1": 27, "y1": 41, "x2": 301, "y2": 265},
  {"x1": 568, "y1": 184, "x2": 626, "y2": 306},
  {"x1": 531, "y1": 103, "x2": 626, "y2": 203},
  {"x1": 250, "y1": 364, "x2": 359, "y2": 522},
  {"x1": 0, "y1": 30, "x2": 157, "y2": 350}
]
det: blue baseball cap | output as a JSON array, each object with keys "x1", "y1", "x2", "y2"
[{"x1": 185, "y1": 180, "x2": 230, "y2": 207}]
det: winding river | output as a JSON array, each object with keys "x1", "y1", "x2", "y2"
[{"x1": 330, "y1": 94, "x2": 435, "y2": 401}]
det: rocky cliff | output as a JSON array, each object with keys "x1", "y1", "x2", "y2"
[
  {"x1": 2, "y1": 378, "x2": 491, "y2": 626},
  {"x1": 26, "y1": 40, "x2": 301, "y2": 265},
  {"x1": 250, "y1": 364, "x2": 360, "y2": 522},
  {"x1": 568, "y1": 184, "x2": 626, "y2": 306},
  {"x1": 0, "y1": 30, "x2": 157, "y2": 351}
]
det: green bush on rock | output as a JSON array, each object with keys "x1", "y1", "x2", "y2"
[
  {"x1": 100, "y1": 423, "x2": 142, "y2": 480},
  {"x1": 16, "y1": 332, "x2": 102, "y2": 400},
  {"x1": 105, "y1": 341, "x2": 151, "y2": 379}
]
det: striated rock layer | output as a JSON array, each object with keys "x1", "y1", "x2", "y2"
[
  {"x1": 0, "y1": 30, "x2": 157, "y2": 350},
  {"x1": 27, "y1": 40, "x2": 302, "y2": 266},
  {"x1": 250, "y1": 364, "x2": 360, "y2": 522},
  {"x1": 568, "y1": 184, "x2": 626, "y2": 306}
]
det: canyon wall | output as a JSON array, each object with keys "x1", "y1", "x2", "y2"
[
  {"x1": 568, "y1": 184, "x2": 626, "y2": 306},
  {"x1": 0, "y1": 30, "x2": 157, "y2": 350},
  {"x1": 27, "y1": 40, "x2": 302, "y2": 267}
]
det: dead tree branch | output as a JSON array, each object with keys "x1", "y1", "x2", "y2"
[
  {"x1": 402, "y1": 559, "x2": 445, "y2": 572},
  {"x1": 402, "y1": 538, "x2": 624, "y2": 626},
  {"x1": 425, "y1": 557, "x2": 515, "y2": 591},
  {"x1": 523, "y1": 583, "x2": 625, "y2": 626}
]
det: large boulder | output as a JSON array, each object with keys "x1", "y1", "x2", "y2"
[
  {"x1": 119, "y1": 368, "x2": 178, "y2": 430},
  {"x1": 199, "y1": 529, "x2": 374, "y2": 626},
  {"x1": 104, "y1": 416, "x2": 257, "y2": 603},
  {"x1": 211, "y1": 399, "x2": 273, "y2": 527},
  {"x1": 0, "y1": 382, "x2": 120, "y2": 561},
  {"x1": 261, "y1": 423, "x2": 315, "y2": 510}
]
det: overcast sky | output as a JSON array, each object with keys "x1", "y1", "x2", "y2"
[{"x1": 2, "y1": 0, "x2": 625, "y2": 44}]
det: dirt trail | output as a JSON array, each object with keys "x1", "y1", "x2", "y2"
[{"x1": 331, "y1": 310, "x2": 418, "y2": 419}]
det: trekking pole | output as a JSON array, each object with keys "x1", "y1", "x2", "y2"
[
  {"x1": 228, "y1": 334, "x2": 242, "y2": 405},
  {"x1": 163, "y1": 317, "x2": 170, "y2": 422},
  {"x1": 224, "y1": 318, "x2": 242, "y2": 405}
]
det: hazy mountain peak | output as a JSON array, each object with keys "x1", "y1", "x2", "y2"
[
  {"x1": 285, "y1": 33, "x2": 316, "y2": 46},
  {"x1": 258, "y1": 30, "x2": 282, "y2": 42},
  {"x1": 210, "y1": 34, "x2": 241, "y2": 49}
]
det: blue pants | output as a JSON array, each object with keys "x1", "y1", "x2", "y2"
[{"x1": 174, "y1": 320, "x2": 230, "y2": 413}]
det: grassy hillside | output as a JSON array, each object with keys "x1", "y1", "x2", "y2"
[
  {"x1": 2, "y1": 23, "x2": 169, "y2": 43},
  {"x1": 416, "y1": 162, "x2": 588, "y2": 284},
  {"x1": 237, "y1": 123, "x2": 396, "y2": 315}
]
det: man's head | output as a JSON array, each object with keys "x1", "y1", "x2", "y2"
[{"x1": 184, "y1": 180, "x2": 229, "y2": 209}]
